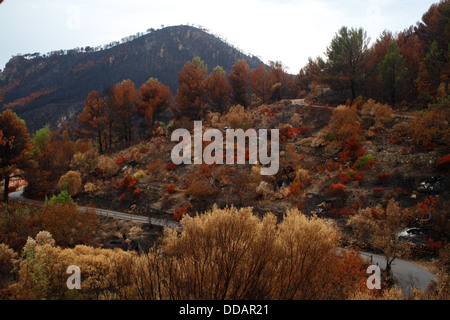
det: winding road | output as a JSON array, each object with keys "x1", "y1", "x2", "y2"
[
  {"x1": 8, "y1": 189, "x2": 437, "y2": 296},
  {"x1": 8, "y1": 190, "x2": 179, "y2": 228},
  {"x1": 359, "y1": 251, "x2": 437, "y2": 296}
]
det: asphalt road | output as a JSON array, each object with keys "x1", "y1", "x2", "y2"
[
  {"x1": 359, "y1": 251, "x2": 437, "y2": 296},
  {"x1": 8, "y1": 189, "x2": 179, "y2": 228}
]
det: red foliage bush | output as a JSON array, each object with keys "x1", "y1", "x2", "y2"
[
  {"x1": 139, "y1": 146, "x2": 149, "y2": 154},
  {"x1": 165, "y1": 162, "x2": 176, "y2": 171},
  {"x1": 339, "y1": 170, "x2": 363, "y2": 184},
  {"x1": 118, "y1": 193, "x2": 125, "y2": 201},
  {"x1": 115, "y1": 156, "x2": 129, "y2": 167},
  {"x1": 133, "y1": 189, "x2": 140, "y2": 197},
  {"x1": 286, "y1": 127, "x2": 299, "y2": 139},
  {"x1": 115, "y1": 175, "x2": 137, "y2": 190},
  {"x1": 373, "y1": 188, "x2": 385, "y2": 196},
  {"x1": 436, "y1": 154, "x2": 450, "y2": 171},
  {"x1": 298, "y1": 126, "x2": 311, "y2": 135},
  {"x1": 167, "y1": 184, "x2": 177, "y2": 194},
  {"x1": 339, "y1": 137, "x2": 365, "y2": 163},
  {"x1": 328, "y1": 183, "x2": 348, "y2": 198},
  {"x1": 173, "y1": 204, "x2": 190, "y2": 222},
  {"x1": 339, "y1": 174, "x2": 352, "y2": 184},
  {"x1": 427, "y1": 238, "x2": 442, "y2": 252}
]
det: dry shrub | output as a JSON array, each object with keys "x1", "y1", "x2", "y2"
[
  {"x1": 158, "y1": 206, "x2": 362, "y2": 300},
  {"x1": 70, "y1": 149, "x2": 99, "y2": 179},
  {"x1": 128, "y1": 226, "x2": 143, "y2": 238},
  {"x1": 84, "y1": 182, "x2": 98, "y2": 194},
  {"x1": 330, "y1": 105, "x2": 362, "y2": 141},
  {"x1": 35, "y1": 231, "x2": 55, "y2": 246},
  {"x1": 293, "y1": 168, "x2": 309, "y2": 184},
  {"x1": 97, "y1": 155, "x2": 119, "y2": 178},
  {"x1": 361, "y1": 99, "x2": 377, "y2": 116},
  {"x1": 410, "y1": 97, "x2": 450, "y2": 147},
  {"x1": 57, "y1": 171, "x2": 82, "y2": 196},
  {"x1": 226, "y1": 105, "x2": 251, "y2": 130},
  {"x1": 290, "y1": 113, "x2": 302, "y2": 127},
  {"x1": 146, "y1": 159, "x2": 164, "y2": 178},
  {"x1": 14, "y1": 206, "x2": 367, "y2": 300},
  {"x1": 132, "y1": 170, "x2": 146, "y2": 180},
  {"x1": 390, "y1": 121, "x2": 412, "y2": 144},
  {"x1": 255, "y1": 181, "x2": 275, "y2": 199},
  {"x1": 374, "y1": 103, "x2": 393, "y2": 126},
  {"x1": 185, "y1": 179, "x2": 219, "y2": 198},
  {"x1": 17, "y1": 236, "x2": 137, "y2": 300}
]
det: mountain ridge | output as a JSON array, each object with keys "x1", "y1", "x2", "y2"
[{"x1": 0, "y1": 25, "x2": 264, "y2": 132}]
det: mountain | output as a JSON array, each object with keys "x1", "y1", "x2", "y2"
[{"x1": 0, "y1": 25, "x2": 264, "y2": 132}]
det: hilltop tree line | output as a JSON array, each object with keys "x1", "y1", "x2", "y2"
[{"x1": 297, "y1": 0, "x2": 449, "y2": 106}]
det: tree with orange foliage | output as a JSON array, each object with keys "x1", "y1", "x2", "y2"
[
  {"x1": 177, "y1": 57, "x2": 208, "y2": 119},
  {"x1": 111, "y1": 79, "x2": 138, "y2": 143},
  {"x1": 23, "y1": 128, "x2": 75, "y2": 198},
  {"x1": 268, "y1": 61, "x2": 293, "y2": 102},
  {"x1": 250, "y1": 64, "x2": 272, "y2": 105},
  {"x1": 42, "y1": 203, "x2": 98, "y2": 247},
  {"x1": 0, "y1": 109, "x2": 31, "y2": 202},
  {"x1": 206, "y1": 66, "x2": 230, "y2": 113},
  {"x1": 137, "y1": 78, "x2": 173, "y2": 137},
  {"x1": 228, "y1": 59, "x2": 250, "y2": 107},
  {"x1": 77, "y1": 90, "x2": 107, "y2": 153}
]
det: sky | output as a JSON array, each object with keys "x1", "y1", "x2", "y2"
[{"x1": 0, "y1": 0, "x2": 440, "y2": 74}]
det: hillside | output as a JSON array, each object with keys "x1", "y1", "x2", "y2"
[
  {"x1": 70, "y1": 98, "x2": 449, "y2": 256},
  {"x1": 0, "y1": 25, "x2": 263, "y2": 132}
]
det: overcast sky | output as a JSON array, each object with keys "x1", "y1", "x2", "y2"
[{"x1": 0, "y1": 0, "x2": 439, "y2": 74}]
